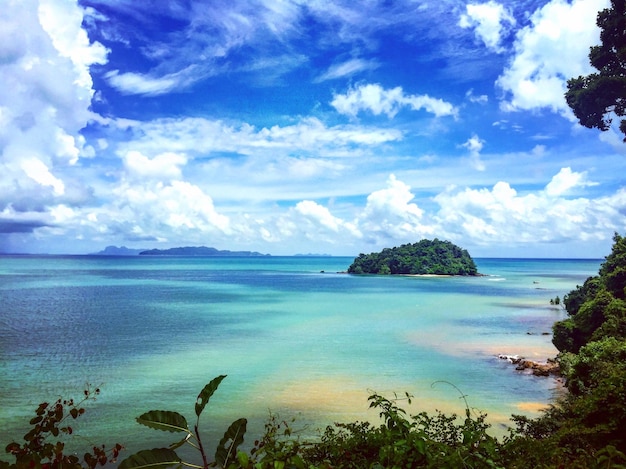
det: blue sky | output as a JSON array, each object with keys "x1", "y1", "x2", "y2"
[{"x1": 1, "y1": 0, "x2": 625, "y2": 257}]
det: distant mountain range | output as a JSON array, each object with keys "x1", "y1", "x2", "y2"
[{"x1": 93, "y1": 245, "x2": 269, "y2": 256}]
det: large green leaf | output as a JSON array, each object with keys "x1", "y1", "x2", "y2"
[
  {"x1": 214, "y1": 418, "x2": 247, "y2": 467},
  {"x1": 118, "y1": 448, "x2": 181, "y2": 469},
  {"x1": 136, "y1": 410, "x2": 189, "y2": 433},
  {"x1": 195, "y1": 375, "x2": 227, "y2": 417}
]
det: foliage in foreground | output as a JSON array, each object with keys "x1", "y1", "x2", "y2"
[
  {"x1": 117, "y1": 375, "x2": 247, "y2": 469},
  {"x1": 0, "y1": 386, "x2": 123, "y2": 469},
  {"x1": 348, "y1": 239, "x2": 478, "y2": 276},
  {"x1": 109, "y1": 379, "x2": 508, "y2": 469}
]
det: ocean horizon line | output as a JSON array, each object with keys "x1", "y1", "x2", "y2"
[{"x1": 0, "y1": 252, "x2": 604, "y2": 261}]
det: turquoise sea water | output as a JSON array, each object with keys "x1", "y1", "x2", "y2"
[{"x1": 0, "y1": 256, "x2": 602, "y2": 457}]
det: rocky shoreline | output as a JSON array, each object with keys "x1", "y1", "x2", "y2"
[{"x1": 498, "y1": 354, "x2": 560, "y2": 377}]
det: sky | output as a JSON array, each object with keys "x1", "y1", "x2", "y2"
[{"x1": 1, "y1": 0, "x2": 625, "y2": 257}]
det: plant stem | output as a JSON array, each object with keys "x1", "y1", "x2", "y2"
[{"x1": 194, "y1": 424, "x2": 209, "y2": 469}]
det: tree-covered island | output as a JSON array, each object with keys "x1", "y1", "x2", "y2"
[{"x1": 347, "y1": 239, "x2": 478, "y2": 275}]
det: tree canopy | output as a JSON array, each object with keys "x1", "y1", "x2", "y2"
[
  {"x1": 552, "y1": 233, "x2": 626, "y2": 354},
  {"x1": 565, "y1": 0, "x2": 626, "y2": 140},
  {"x1": 347, "y1": 239, "x2": 478, "y2": 276}
]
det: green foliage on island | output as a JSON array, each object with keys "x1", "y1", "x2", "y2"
[{"x1": 348, "y1": 239, "x2": 478, "y2": 276}]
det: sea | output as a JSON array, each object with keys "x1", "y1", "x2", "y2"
[{"x1": 0, "y1": 255, "x2": 602, "y2": 460}]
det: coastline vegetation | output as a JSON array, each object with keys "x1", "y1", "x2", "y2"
[
  {"x1": 3, "y1": 233, "x2": 625, "y2": 469},
  {"x1": 347, "y1": 239, "x2": 478, "y2": 276}
]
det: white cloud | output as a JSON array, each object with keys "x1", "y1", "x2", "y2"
[
  {"x1": 331, "y1": 83, "x2": 458, "y2": 118},
  {"x1": 459, "y1": 1, "x2": 515, "y2": 53},
  {"x1": 284, "y1": 158, "x2": 346, "y2": 180},
  {"x1": 105, "y1": 68, "x2": 196, "y2": 96},
  {"x1": 293, "y1": 200, "x2": 361, "y2": 241},
  {"x1": 0, "y1": 0, "x2": 106, "y2": 221},
  {"x1": 20, "y1": 157, "x2": 65, "y2": 195},
  {"x1": 357, "y1": 175, "x2": 435, "y2": 243},
  {"x1": 112, "y1": 116, "x2": 403, "y2": 158},
  {"x1": 122, "y1": 151, "x2": 188, "y2": 180},
  {"x1": 38, "y1": 0, "x2": 108, "y2": 90},
  {"x1": 545, "y1": 167, "x2": 597, "y2": 196},
  {"x1": 108, "y1": 180, "x2": 231, "y2": 237},
  {"x1": 461, "y1": 134, "x2": 486, "y2": 171},
  {"x1": 462, "y1": 134, "x2": 484, "y2": 154},
  {"x1": 96, "y1": 0, "x2": 304, "y2": 95},
  {"x1": 314, "y1": 58, "x2": 379, "y2": 82},
  {"x1": 432, "y1": 168, "x2": 616, "y2": 247},
  {"x1": 466, "y1": 89, "x2": 489, "y2": 104},
  {"x1": 497, "y1": 0, "x2": 609, "y2": 116}
]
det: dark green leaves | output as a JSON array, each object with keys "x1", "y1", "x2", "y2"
[
  {"x1": 136, "y1": 411, "x2": 189, "y2": 433},
  {"x1": 195, "y1": 374, "x2": 226, "y2": 417},
  {"x1": 120, "y1": 376, "x2": 246, "y2": 469},
  {"x1": 214, "y1": 418, "x2": 247, "y2": 467},
  {"x1": 565, "y1": 0, "x2": 626, "y2": 140},
  {"x1": 118, "y1": 448, "x2": 181, "y2": 469}
]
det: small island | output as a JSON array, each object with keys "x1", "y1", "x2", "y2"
[
  {"x1": 348, "y1": 239, "x2": 478, "y2": 276},
  {"x1": 139, "y1": 246, "x2": 269, "y2": 256}
]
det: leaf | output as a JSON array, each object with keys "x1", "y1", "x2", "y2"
[
  {"x1": 214, "y1": 418, "x2": 247, "y2": 467},
  {"x1": 195, "y1": 375, "x2": 227, "y2": 417},
  {"x1": 168, "y1": 434, "x2": 191, "y2": 451},
  {"x1": 236, "y1": 451, "x2": 249, "y2": 467},
  {"x1": 136, "y1": 411, "x2": 189, "y2": 433},
  {"x1": 118, "y1": 448, "x2": 181, "y2": 469}
]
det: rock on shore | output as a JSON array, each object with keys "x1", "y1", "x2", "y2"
[{"x1": 498, "y1": 354, "x2": 560, "y2": 377}]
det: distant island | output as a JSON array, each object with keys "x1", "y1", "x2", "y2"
[
  {"x1": 347, "y1": 239, "x2": 478, "y2": 276},
  {"x1": 92, "y1": 246, "x2": 146, "y2": 256},
  {"x1": 139, "y1": 246, "x2": 269, "y2": 256}
]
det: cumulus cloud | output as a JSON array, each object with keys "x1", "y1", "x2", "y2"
[
  {"x1": 20, "y1": 158, "x2": 65, "y2": 195},
  {"x1": 497, "y1": 0, "x2": 609, "y2": 116},
  {"x1": 247, "y1": 171, "x2": 623, "y2": 254},
  {"x1": 122, "y1": 151, "x2": 188, "y2": 180},
  {"x1": 62, "y1": 166, "x2": 621, "y2": 255},
  {"x1": 545, "y1": 167, "x2": 597, "y2": 196},
  {"x1": 459, "y1": 1, "x2": 515, "y2": 53},
  {"x1": 0, "y1": 0, "x2": 108, "y2": 234},
  {"x1": 331, "y1": 83, "x2": 458, "y2": 118},
  {"x1": 107, "y1": 180, "x2": 231, "y2": 238},
  {"x1": 432, "y1": 168, "x2": 615, "y2": 247},
  {"x1": 38, "y1": 0, "x2": 108, "y2": 90},
  {"x1": 291, "y1": 200, "x2": 361, "y2": 243},
  {"x1": 357, "y1": 175, "x2": 435, "y2": 241}
]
